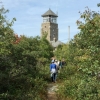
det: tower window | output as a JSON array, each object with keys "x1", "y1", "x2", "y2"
[{"x1": 45, "y1": 26, "x2": 46, "y2": 28}]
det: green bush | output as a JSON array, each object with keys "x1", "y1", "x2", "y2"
[
  {"x1": 0, "y1": 6, "x2": 53, "y2": 99},
  {"x1": 58, "y1": 64, "x2": 77, "y2": 80},
  {"x1": 55, "y1": 5, "x2": 100, "y2": 100}
]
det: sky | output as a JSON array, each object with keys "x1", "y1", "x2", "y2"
[{"x1": 2, "y1": 0, "x2": 100, "y2": 43}]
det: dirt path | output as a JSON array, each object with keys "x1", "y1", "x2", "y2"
[{"x1": 47, "y1": 83, "x2": 58, "y2": 100}]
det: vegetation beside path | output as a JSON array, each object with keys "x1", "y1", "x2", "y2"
[{"x1": 53, "y1": 4, "x2": 100, "y2": 100}]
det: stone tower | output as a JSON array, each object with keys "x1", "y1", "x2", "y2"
[{"x1": 41, "y1": 9, "x2": 58, "y2": 42}]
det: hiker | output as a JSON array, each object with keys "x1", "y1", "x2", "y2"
[
  {"x1": 54, "y1": 60, "x2": 59, "y2": 78},
  {"x1": 59, "y1": 60, "x2": 62, "y2": 69},
  {"x1": 54, "y1": 60, "x2": 59, "y2": 72},
  {"x1": 62, "y1": 59, "x2": 65, "y2": 68},
  {"x1": 50, "y1": 60, "x2": 57, "y2": 82}
]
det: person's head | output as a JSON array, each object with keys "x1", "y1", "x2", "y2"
[
  {"x1": 55, "y1": 60, "x2": 57, "y2": 62},
  {"x1": 51, "y1": 60, "x2": 54, "y2": 63}
]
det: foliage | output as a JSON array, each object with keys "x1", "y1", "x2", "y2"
[
  {"x1": 56, "y1": 5, "x2": 100, "y2": 100},
  {"x1": 0, "y1": 6, "x2": 53, "y2": 100},
  {"x1": 54, "y1": 44, "x2": 69, "y2": 62}
]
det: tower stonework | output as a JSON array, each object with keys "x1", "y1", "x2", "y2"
[{"x1": 41, "y1": 9, "x2": 58, "y2": 42}]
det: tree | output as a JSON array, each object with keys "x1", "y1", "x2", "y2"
[
  {"x1": 56, "y1": 5, "x2": 100, "y2": 100},
  {"x1": 69, "y1": 6, "x2": 100, "y2": 100},
  {"x1": 0, "y1": 6, "x2": 53, "y2": 99}
]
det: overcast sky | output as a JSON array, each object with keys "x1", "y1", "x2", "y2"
[{"x1": 2, "y1": 0, "x2": 100, "y2": 43}]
